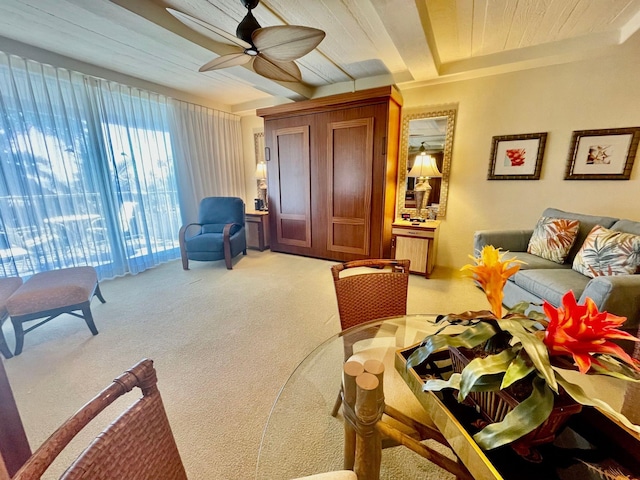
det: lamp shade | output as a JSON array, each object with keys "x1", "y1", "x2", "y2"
[
  {"x1": 408, "y1": 154, "x2": 442, "y2": 178},
  {"x1": 254, "y1": 161, "x2": 267, "y2": 179}
]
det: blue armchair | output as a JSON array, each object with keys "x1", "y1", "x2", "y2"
[{"x1": 178, "y1": 197, "x2": 247, "y2": 270}]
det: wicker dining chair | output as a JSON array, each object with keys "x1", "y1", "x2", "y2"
[
  {"x1": 330, "y1": 258, "x2": 410, "y2": 416},
  {"x1": 11, "y1": 359, "x2": 187, "y2": 480}
]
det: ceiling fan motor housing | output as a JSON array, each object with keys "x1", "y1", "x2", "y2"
[
  {"x1": 241, "y1": 0, "x2": 260, "y2": 9},
  {"x1": 236, "y1": 10, "x2": 261, "y2": 46}
]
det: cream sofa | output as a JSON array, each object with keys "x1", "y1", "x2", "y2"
[{"x1": 474, "y1": 208, "x2": 640, "y2": 348}]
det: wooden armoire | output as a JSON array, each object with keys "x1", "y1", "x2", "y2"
[{"x1": 257, "y1": 86, "x2": 402, "y2": 262}]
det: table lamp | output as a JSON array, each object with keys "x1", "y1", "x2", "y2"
[
  {"x1": 408, "y1": 145, "x2": 442, "y2": 219},
  {"x1": 254, "y1": 161, "x2": 268, "y2": 211}
]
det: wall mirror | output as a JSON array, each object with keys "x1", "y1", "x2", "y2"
[{"x1": 396, "y1": 108, "x2": 456, "y2": 219}]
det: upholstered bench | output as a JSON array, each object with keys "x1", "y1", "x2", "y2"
[
  {"x1": 6, "y1": 266, "x2": 106, "y2": 355},
  {"x1": 0, "y1": 277, "x2": 23, "y2": 359}
]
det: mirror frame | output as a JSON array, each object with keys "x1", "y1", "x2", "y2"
[
  {"x1": 396, "y1": 108, "x2": 456, "y2": 219},
  {"x1": 254, "y1": 131, "x2": 265, "y2": 198}
]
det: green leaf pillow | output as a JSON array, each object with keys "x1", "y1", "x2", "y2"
[
  {"x1": 572, "y1": 225, "x2": 640, "y2": 277},
  {"x1": 527, "y1": 217, "x2": 580, "y2": 264}
]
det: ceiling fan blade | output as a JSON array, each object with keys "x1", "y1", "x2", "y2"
[
  {"x1": 253, "y1": 55, "x2": 302, "y2": 82},
  {"x1": 199, "y1": 53, "x2": 252, "y2": 72},
  {"x1": 253, "y1": 26, "x2": 326, "y2": 62},
  {"x1": 166, "y1": 8, "x2": 252, "y2": 49}
]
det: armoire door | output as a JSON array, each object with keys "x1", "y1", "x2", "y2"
[
  {"x1": 268, "y1": 124, "x2": 312, "y2": 252},
  {"x1": 326, "y1": 117, "x2": 374, "y2": 256}
]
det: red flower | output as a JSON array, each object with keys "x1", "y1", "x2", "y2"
[{"x1": 543, "y1": 291, "x2": 640, "y2": 374}]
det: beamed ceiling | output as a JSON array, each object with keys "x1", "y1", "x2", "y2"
[{"x1": 1, "y1": 0, "x2": 639, "y2": 112}]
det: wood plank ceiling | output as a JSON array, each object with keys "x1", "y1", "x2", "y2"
[{"x1": 0, "y1": 0, "x2": 638, "y2": 112}]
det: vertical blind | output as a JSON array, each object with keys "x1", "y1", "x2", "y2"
[{"x1": 0, "y1": 52, "x2": 244, "y2": 280}]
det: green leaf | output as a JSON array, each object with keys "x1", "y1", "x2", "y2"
[
  {"x1": 589, "y1": 355, "x2": 640, "y2": 381},
  {"x1": 473, "y1": 376, "x2": 554, "y2": 450},
  {"x1": 406, "y1": 321, "x2": 498, "y2": 370},
  {"x1": 423, "y1": 373, "x2": 461, "y2": 391},
  {"x1": 554, "y1": 369, "x2": 640, "y2": 435},
  {"x1": 459, "y1": 349, "x2": 516, "y2": 400},
  {"x1": 506, "y1": 302, "x2": 547, "y2": 325},
  {"x1": 423, "y1": 373, "x2": 504, "y2": 396},
  {"x1": 501, "y1": 349, "x2": 534, "y2": 389},
  {"x1": 497, "y1": 318, "x2": 558, "y2": 392},
  {"x1": 507, "y1": 301, "x2": 533, "y2": 315}
]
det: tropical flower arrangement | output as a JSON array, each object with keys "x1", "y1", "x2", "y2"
[{"x1": 406, "y1": 245, "x2": 640, "y2": 452}]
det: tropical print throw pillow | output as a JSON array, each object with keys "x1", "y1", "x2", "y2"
[
  {"x1": 573, "y1": 225, "x2": 640, "y2": 278},
  {"x1": 527, "y1": 217, "x2": 580, "y2": 264}
]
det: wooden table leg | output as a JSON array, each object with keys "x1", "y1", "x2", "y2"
[
  {"x1": 342, "y1": 361, "x2": 364, "y2": 470},
  {"x1": 354, "y1": 372, "x2": 383, "y2": 480}
]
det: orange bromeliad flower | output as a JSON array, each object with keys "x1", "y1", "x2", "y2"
[
  {"x1": 543, "y1": 291, "x2": 640, "y2": 374},
  {"x1": 461, "y1": 245, "x2": 523, "y2": 319}
]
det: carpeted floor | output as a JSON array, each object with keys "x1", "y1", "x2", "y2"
[{"x1": 2, "y1": 251, "x2": 488, "y2": 479}]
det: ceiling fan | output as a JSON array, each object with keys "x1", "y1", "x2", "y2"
[{"x1": 167, "y1": 0, "x2": 326, "y2": 83}]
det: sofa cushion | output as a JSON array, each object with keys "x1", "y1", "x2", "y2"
[
  {"x1": 572, "y1": 225, "x2": 640, "y2": 278},
  {"x1": 541, "y1": 208, "x2": 619, "y2": 263},
  {"x1": 511, "y1": 269, "x2": 591, "y2": 307},
  {"x1": 611, "y1": 219, "x2": 640, "y2": 236},
  {"x1": 505, "y1": 252, "x2": 573, "y2": 270},
  {"x1": 527, "y1": 217, "x2": 580, "y2": 264}
]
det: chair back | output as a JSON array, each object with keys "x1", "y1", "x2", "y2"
[
  {"x1": 331, "y1": 259, "x2": 410, "y2": 331},
  {"x1": 198, "y1": 197, "x2": 245, "y2": 227},
  {"x1": 12, "y1": 359, "x2": 187, "y2": 480}
]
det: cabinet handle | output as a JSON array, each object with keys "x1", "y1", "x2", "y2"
[
  {"x1": 265, "y1": 146, "x2": 270, "y2": 161},
  {"x1": 382, "y1": 136, "x2": 386, "y2": 156}
]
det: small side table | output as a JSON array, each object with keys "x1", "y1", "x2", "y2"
[
  {"x1": 246, "y1": 211, "x2": 270, "y2": 251},
  {"x1": 390, "y1": 220, "x2": 440, "y2": 278}
]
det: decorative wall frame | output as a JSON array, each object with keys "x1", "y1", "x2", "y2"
[
  {"x1": 564, "y1": 127, "x2": 640, "y2": 180},
  {"x1": 254, "y1": 131, "x2": 265, "y2": 198},
  {"x1": 488, "y1": 132, "x2": 547, "y2": 180}
]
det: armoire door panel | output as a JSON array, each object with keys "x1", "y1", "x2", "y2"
[
  {"x1": 271, "y1": 125, "x2": 312, "y2": 248},
  {"x1": 331, "y1": 222, "x2": 366, "y2": 251},
  {"x1": 326, "y1": 118, "x2": 374, "y2": 255}
]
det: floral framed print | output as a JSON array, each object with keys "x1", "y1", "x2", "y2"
[
  {"x1": 488, "y1": 132, "x2": 547, "y2": 180},
  {"x1": 565, "y1": 127, "x2": 640, "y2": 180}
]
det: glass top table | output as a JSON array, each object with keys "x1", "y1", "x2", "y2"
[{"x1": 255, "y1": 314, "x2": 640, "y2": 480}]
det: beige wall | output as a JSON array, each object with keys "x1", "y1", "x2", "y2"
[{"x1": 401, "y1": 31, "x2": 640, "y2": 270}]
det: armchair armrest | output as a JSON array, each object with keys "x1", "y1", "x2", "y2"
[
  {"x1": 580, "y1": 275, "x2": 640, "y2": 335},
  {"x1": 473, "y1": 229, "x2": 534, "y2": 254},
  {"x1": 178, "y1": 223, "x2": 202, "y2": 270},
  {"x1": 223, "y1": 223, "x2": 243, "y2": 270}
]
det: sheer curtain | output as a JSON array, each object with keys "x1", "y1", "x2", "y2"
[
  {"x1": 170, "y1": 100, "x2": 245, "y2": 224},
  {"x1": 0, "y1": 52, "x2": 182, "y2": 279}
]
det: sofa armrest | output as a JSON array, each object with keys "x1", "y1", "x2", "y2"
[
  {"x1": 473, "y1": 229, "x2": 534, "y2": 254},
  {"x1": 580, "y1": 275, "x2": 640, "y2": 334}
]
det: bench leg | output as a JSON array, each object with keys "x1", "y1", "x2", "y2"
[
  {"x1": 93, "y1": 283, "x2": 106, "y2": 304},
  {"x1": 12, "y1": 320, "x2": 25, "y2": 356},
  {"x1": 81, "y1": 303, "x2": 99, "y2": 336},
  {"x1": 0, "y1": 315, "x2": 13, "y2": 359}
]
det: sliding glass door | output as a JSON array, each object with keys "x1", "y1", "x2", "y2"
[{"x1": 0, "y1": 54, "x2": 181, "y2": 279}]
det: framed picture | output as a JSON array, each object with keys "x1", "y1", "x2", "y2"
[
  {"x1": 488, "y1": 132, "x2": 547, "y2": 180},
  {"x1": 564, "y1": 127, "x2": 640, "y2": 180}
]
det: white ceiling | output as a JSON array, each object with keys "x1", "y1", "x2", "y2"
[{"x1": 1, "y1": 0, "x2": 639, "y2": 113}]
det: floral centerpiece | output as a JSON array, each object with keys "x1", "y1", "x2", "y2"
[{"x1": 406, "y1": 245, "x2": 640, "y2": 455}]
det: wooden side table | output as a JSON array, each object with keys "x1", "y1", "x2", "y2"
[
  {"x1": 390, "y1": 220, "x2": 440, "y2": 278},
  {"x1": 246, "y1": 211, "x2": 270, "y2": 251}
]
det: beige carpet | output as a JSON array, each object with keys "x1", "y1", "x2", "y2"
[{"x1": 2, "y1": 251, "x2": 488, "y2": 479}]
